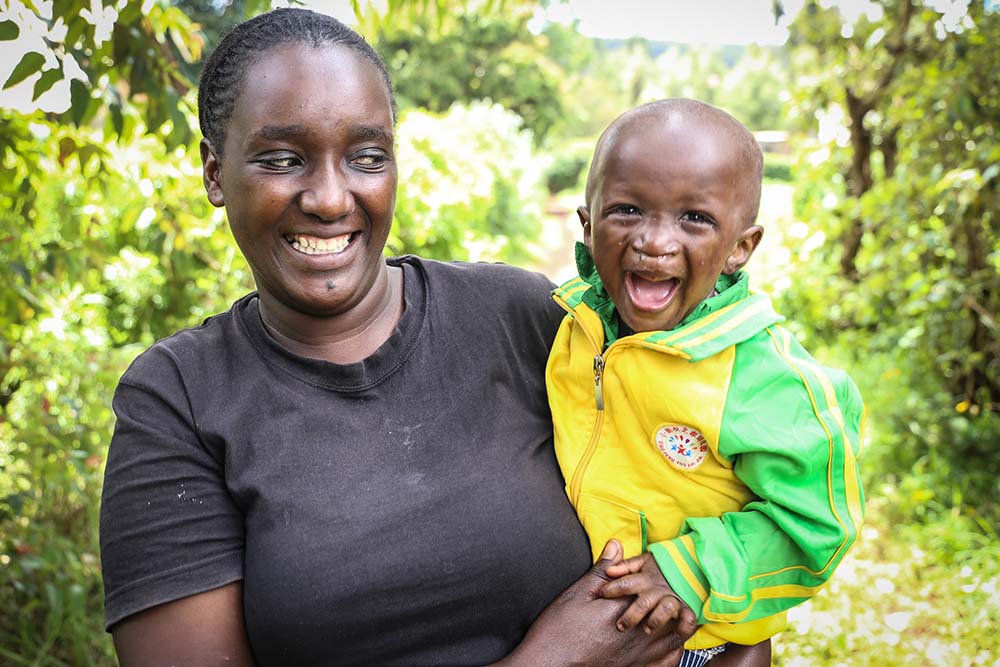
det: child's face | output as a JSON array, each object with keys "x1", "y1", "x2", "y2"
[{"x1": 581, "y1": 116, "x2": 761, "y2": 333}]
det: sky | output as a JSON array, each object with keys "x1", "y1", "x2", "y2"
[
  {"x1": 3, "y1": 0, "x2": 796, "y2": 114},
  {"x1": 533, "y1": 0, "x2": 802, "y2": 45},
  {"x1": 302, "y1": 0, "x2": 805, "y2": 45}
]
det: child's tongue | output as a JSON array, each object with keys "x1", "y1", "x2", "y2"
[{"x1": 626, "y1": 273, "x2": 677, "y2": 310}]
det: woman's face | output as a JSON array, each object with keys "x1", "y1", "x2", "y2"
[{"x1": 203, "y1": 42, "x2": 397, "y2": 319}]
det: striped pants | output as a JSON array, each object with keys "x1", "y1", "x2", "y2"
[{"x1": 677, "y1": 644, "x2": 728, "y2": 667}]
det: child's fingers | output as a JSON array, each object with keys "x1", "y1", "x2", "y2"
[
  {"x1": 675, "y1": 605, "x2": 699, "y2": 639},
  {"x1": 643, "y1": 596, "x2": 682, "y2": 636},
  {"x1": 599, "y1": 572, "x2": 647, "y2": 599},
  {"x1": 615, "y1": 591, "x2": 665, "y2": 632}
]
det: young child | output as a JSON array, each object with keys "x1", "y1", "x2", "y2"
[{"x1": 546, "y1": 99, "x2": 865, "y2": 666}]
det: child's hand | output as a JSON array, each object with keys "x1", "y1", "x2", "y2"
[{"x1": 600, "y1": 552, "x2": 698, "y2": 640}]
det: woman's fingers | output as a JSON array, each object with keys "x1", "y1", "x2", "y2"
[{"x1": 605, "y1": 553, "x2": 649, "y2": 578}]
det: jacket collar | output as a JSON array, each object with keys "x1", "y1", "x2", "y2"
[{"x1": 554, "y1": 243, "x2": 784, "y2": 361}]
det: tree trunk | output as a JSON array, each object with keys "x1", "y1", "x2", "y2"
[{"x1": 839, "y1": 90, "x2": 874, "y2": 280}]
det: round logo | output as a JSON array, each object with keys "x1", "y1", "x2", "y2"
[{"x1": 654, "y1": 424, "x2": 709, "y2": 471}]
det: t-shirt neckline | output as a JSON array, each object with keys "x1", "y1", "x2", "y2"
[{"x1": 237, "y1": 256, "x2": 427, "y2": 393}]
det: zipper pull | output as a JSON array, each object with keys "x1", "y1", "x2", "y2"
[{"x1": 593, "y1": 354, "x2": 605, "y2": 410}]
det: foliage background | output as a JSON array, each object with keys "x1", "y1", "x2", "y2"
[{"x1": 0, "y1": 1, "x2": 997, "y2": 665}]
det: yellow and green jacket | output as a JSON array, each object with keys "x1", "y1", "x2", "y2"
[{"x1": 546, "y1": 247, "x2": 865, "y2": 650}]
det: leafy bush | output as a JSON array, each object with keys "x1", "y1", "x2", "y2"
[
  {"x1": 763, "y1": 153, "x2": 793, "y2": 183},
  {"x1": 543, "y1": 139, "x2": 594, "y2": 194},
  {"x1": 392, "y1": 101, "x2": 546, "y2": 265}
]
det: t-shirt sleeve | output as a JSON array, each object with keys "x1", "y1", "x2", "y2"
[
  {"x1": 100, "y1": 343, "x2": 245, "y2": 630},
  {"x1": 499, "y1": 264, "x2": 565, "y2": 348}
]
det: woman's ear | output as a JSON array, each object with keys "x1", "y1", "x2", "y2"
[
  {"x1": 577, "y1": 206, "x2": 593, "y2": 250},
  {"x1": 724, "y1": 224, "x2": 763, "y2": 274},
  {"x1": 201, "y1": 139, "x2": 225, "y2": 208}
]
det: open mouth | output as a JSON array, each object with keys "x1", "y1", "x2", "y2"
[
  {"x1": 625, "y1": 272, "x2": 678, "y2": 311},
  {"x1": 285, "y1": 232, "x2": 357, "y2": 256}
]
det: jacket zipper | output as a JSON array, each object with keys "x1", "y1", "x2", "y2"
[
  {"x1": 593, "y1": 354, "x2": 605, "y2": 410},
  {"x1": 569, "y1": 326, "x2": 607, "y2": 504}
]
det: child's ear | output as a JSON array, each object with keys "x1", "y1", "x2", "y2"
[
  {"x1": 201, "y1": 139, "x2": 226, "y2": 208},
  {"x1": 577, "y1": 206, "x2": 593, "y2": 250},
  {"x1": 724, "y1": 224, "x2": 763, "y2": 274}
]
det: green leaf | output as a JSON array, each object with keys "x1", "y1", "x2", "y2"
[
  {"x1": 3, "y1": 51, "x2": 45, "y2": 90},
  {"x1": 110, "y1": 102, "x2": 124, "y2": 137},
  {"x1": 69, "y1": 78, "x2": 90, "y2": 126},
  {"x1": 0, "y1": 20, "x2": 19, "y2": 41},
  {"x1": 64, "y1": 16, "x2": 88, "y2": 48},
  {"x1": 32, "y1": 68, "x2": 63, "y2": 101}
]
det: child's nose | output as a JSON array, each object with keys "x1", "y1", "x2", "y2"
[{"x1": 633, "y1": 218, "x2": 681, "y2": 258}]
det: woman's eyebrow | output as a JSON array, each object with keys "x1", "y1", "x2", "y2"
[
  {"x1": 352, "y1": 125, "x2": 393, "y2": 143},
  {"x1": 248, "y1": 124, "x2": 392, "y2": 144},
  {"x1": 251, "y1": 124, "x2": 307, "y2": 141}
]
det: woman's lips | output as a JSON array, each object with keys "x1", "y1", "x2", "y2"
[
  {"x1": 285, "y1": 232, "x2": 355, "y2": 255},
  {"x1": 625, "y1": 272, "x2": 678, "y2": 311}
]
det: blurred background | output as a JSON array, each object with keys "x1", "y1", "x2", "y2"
[{"x1": 0, "y1": 1, "x2": 997, "y2": 665}]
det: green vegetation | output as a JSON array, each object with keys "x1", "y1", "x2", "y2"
[{"x1": 1, "y1": 1, "x2": 997, "y2": 664}]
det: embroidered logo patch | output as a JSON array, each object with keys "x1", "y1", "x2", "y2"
[{"x1": 654, "y1": 424, "x2": 709, "y2": 470}]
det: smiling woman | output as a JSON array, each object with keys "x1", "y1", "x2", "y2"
[
  {"x1": 201, "y1": 41, "x2": 401, "y2": 362},
  {"x1": 97, "y1": 8, "x2": 689, "y2": 667}
]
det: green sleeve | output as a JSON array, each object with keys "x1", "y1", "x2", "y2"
[{"x1": 651, "y1": 326, "x2": 865, "y2": 624}]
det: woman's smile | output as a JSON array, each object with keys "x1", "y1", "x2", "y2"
[{"x1": 285, "y1": 231, "x2": 357, "y2": 256}]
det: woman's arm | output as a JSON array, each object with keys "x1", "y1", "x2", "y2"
[
  {"x1": 494, "y1": 541, "x2": 691, "y2": 667},
  {"x1": 111, "y1": 582, "x2": 255, "y2": 667}
]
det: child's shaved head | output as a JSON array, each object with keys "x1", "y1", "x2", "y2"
[{"x1": 585, "y1": 99, "x2": 763, "y2": 228}]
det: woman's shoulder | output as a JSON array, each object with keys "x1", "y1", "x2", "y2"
[
  {"x1": 120, "y1": 294, "x2": 257, "y2": 386},
  {"x1": 393, "y1": 254, "x2": 556, "y2": 304}
]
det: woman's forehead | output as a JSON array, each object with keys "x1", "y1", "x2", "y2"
[{"x1": 228, "y1": 42, "x2": 394, "y2": 136}]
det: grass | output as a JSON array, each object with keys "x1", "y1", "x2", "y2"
[{"x1": 773, "y1": 492, "x2": 1000, "y2": 666}]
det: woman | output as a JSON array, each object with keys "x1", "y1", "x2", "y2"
[{"x1": 99, "y1": 9, "x2": 686, "y2": 666}]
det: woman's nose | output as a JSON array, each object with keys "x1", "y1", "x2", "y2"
[{"x1": 299, "y1": 161, "x2": 354, "y2": 221}]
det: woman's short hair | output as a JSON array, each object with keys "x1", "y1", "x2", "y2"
[{"x1": 198, "y1": 7, "x2": 396, "y2": 154}]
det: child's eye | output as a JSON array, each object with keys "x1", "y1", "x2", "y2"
[
  {"x1": 609, "y1": 205, "x2": 641, "y2": 217},
  {"x1": 681, "y1": 211, "x2": 716, "y2": 226}
]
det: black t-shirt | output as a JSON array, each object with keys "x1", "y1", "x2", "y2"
[{"x1": 100, "y1": 256, "x2": 592, "y2": 666}]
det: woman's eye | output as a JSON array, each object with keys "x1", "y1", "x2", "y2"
[
  {"x1": 257, "y1": 155, "x2": 300, "y2": 170},
  {"x1": 353, "y1": 152, "x2": 388, "y2": 169}
]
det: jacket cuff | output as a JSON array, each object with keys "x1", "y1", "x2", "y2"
[{"x1": 649, "y1": 535, "x2": 710, "y2": 624}]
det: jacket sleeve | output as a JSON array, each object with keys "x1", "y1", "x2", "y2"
[{"x1": 649, "y1": 325, "x2": 865, "y2": 625}]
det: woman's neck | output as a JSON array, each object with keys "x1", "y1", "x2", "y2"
[{"x1": 257, "y1": 264, "x2": 405, "y2": 365}]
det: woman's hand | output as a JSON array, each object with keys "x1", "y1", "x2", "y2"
[{"x1": 494, "y1": 540, "x2": 694, "y2": 667}]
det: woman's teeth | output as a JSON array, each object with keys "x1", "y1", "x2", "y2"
[{"x1": 288, "y1": 233, "x2": 351, "y2": 255}]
